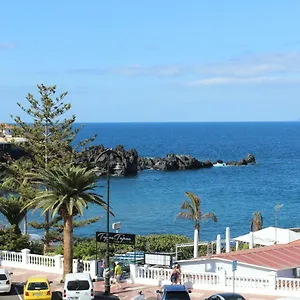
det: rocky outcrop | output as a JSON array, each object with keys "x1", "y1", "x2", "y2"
[
  {"x1": 1, "y1": 142, "x2": 256, "y2": 177},
  {"x1": 137, "y1": 153, "x2": 255, "y2": 172},
  {"x1": 77, "y1": 144, "x2": 138, "y2": 176},
  {"x1": 225, "y1": 154, "x2": 256, "y2": 166}
]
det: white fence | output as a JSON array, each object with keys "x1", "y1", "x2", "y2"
[
  {"x1": 2, "y1": 248, "x2": 300, "y2": 297},
  {"x1": 130, "y1": 265, "x2": 300, "y2": 297},
  {"x1": 0, "y1": 248, "x2": 96, "y2": 278}
]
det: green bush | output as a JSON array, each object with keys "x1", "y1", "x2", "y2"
[
  {"x1": 0, "y1": 226, "x2": 30, "y2": 251},
  {"x1": 52, "y1": 234, "x2": 193, "y2": 260}
]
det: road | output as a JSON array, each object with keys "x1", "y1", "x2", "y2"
[{"x1": 2, "y1": 282, "x2": 63, "y2": 300}]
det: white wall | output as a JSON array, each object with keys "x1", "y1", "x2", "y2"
[{"x1": 179, "y1": 259, "x2": 274, "y2": 277}]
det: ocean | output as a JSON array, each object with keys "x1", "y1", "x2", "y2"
[{"x1": 1, "y1": 122, "x2": 300, "y2": 242}]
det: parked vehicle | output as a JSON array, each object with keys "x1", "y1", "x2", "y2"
[
  {"x1": 24, "y1": 276, "x2": 52, "y2": 300},
  {"x1": 0, "y1": 268, "x2": 13, "y2": 294},
  {"x1": 205, "y1": 292, "x2": 246, "y2": 300},
  {"x1": 156, "y1": 284, "x2": 191, "y2": 300},
  {"x1": 63, "y1": 272, "x2": 95, "y2": 300}
]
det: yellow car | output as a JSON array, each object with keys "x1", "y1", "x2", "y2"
[{"x1": 24, "y1": 276, "x2": 52, "y2": 300}]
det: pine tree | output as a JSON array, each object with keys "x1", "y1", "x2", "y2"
[{"x1": 9, "y1": 84, "x2": 97, "y2": 253}]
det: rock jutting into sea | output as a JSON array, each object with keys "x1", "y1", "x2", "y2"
[
  {"x1": 77, "y1": 145, "x2": 256, "y2": 176},
  {"x1": 0, "y1": 144, "x2": 256, "y2": 177}
]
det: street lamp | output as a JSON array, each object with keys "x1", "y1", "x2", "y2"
[{"x1": 97, "y1": 148, "x2": 122, "y2": 296}]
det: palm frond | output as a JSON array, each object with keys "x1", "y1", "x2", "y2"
[{"x1": 201, "y1": 212, "x2": 218, "y2": 222}]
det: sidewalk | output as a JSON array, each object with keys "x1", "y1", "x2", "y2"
[{"x1": 2, "y1": 266, "x2": 284, "y2": 300}]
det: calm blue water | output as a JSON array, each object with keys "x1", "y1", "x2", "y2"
[{"x1": 1, "y1": 122, "x2": 300, "y2": 242}]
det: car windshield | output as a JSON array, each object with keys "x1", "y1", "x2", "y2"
[
  {"x1": 67, "y1": 280, "x2": 90, "y2": 291},
  {"x1": 223, "y1": 297, "x2": 245, "y2": 300},
  {"x1": 0, "y1": 274, "x2": 7, "y2": 281},
  {"x1": 27, "y1": 282, "x2": 49, "y2": 290},
  {"x1": 165, "y1": 291, "x2": 190, "y2": 300}
]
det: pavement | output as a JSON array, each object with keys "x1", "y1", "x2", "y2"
[{"x1": 0, "y1": 266, "x2": 286, "y2": 300}]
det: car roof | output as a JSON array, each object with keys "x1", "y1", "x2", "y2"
[
  {"x1": 65, "y1": 273, "x2": 91, "y2": 281},
  {"x1": 0, "y1": 268, "x2": 9, "y2": 274},
  {"x1": 27, "y1": 276, "x2": 49, "y2": 282},
  {"x1": 216, "y1": 293, "x2": 244, "y2": 297},
  {"x1": 163, "y1": 285, "x2": 187, "y2": 292}
]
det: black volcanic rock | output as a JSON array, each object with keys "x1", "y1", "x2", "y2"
[
  {"x1": 0, "y1": 142, "x2": 257, "y2": 177},
  {"x1": 77, "y1": 144, "x2": 138, "y2": 176}
]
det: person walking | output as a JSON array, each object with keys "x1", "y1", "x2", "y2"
[
  {"x1": 114, "y1": 261, "x2": 122, "y2": 289},
  {"x1": 175, "y1": 264, "x2": 181, "y2": 284},
  {"x1": 76, "y1": 258, "x2": 84, "y2": 273},
  {"x1": 170, "y1": 266, "x2": 179, "y2": 285}
]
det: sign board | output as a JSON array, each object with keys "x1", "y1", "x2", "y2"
[
  {"x1": 232, "y1": 260, "x2": 237, "y2": 272},
  {"x1": 144, "y1": 253, "x2": 173, "y2": 267},
  {"x1": 96, "y1": 232, "x2": 135, "y2": 245}
]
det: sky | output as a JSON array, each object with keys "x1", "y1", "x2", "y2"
[{"x1": 1, "y1": 1, "x2": 300, "y2": 122}]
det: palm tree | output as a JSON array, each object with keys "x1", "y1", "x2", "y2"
[
  {"x1": 250, "y1": 211, "x2": 263, "y2": 232},
  {"x1": 175, "y1": 192, "x2": 218, "y2": 258},
  {"x1": 0, "y1": 158, "x2": 35, "y2": 235},
  {"x1": 24, "y1": 165, "x2": 111, "y2": 279},
  {"x1": 0, "y1": 195, "x2": 27, "y2": 234}
]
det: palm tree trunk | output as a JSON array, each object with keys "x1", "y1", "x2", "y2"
[
  {"x1": 63, "y1": 215, "x2": 73, "y2": 279},
  {"x1": 193, "y1": 228, "x2": 199, "y2": 258},
  {"x1": 23, "y1": 214, "x2": 28, "y2": 235},
  {"x1": 43, "y1": 211, "x2": 50, "y2": 254}
]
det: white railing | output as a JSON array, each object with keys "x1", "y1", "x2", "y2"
[
  {"x1": 0, "y1": 248, "x2": 96, "y2": 278},
  {"x1": 277, "y1": 277, "x2": 300, "y2": 292},
  {"x1": 130, "y1": 265, "x2": 300, "y2": 297},
  {"x1": 226, "y1": 274, "x2": 269, "y2": 290}
]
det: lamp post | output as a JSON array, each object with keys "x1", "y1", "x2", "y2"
[{"x1": 97, "y1": 148, "x2": 122, "y2": 296}]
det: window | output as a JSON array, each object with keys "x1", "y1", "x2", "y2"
[
  {"x1": 27, "y1": 282, "x2": 49, "y2": 290},
  {"x1": 165, "y1": 291, "x2": 190, "y2": 300},
  {"x1": 67, "y1": 280, "x2": 90, "y2": 291},
  {"x1": 0, "y1": 274, "x2": 7, "y2": 281}
]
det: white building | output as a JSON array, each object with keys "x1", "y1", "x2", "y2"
[
  {"x1": 178, "y1": 240, "x2": 300, "y2": 278},
  {"x1": 233, "y1": 226, "x2": 300, "y2": 246}
]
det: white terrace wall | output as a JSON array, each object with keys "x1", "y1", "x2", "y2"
[
  {"x1": 130, "y1": 265, "x2": 300, "y2": 297},
  {"x1": 0, "y1": 249, "x2": 97, "y2": 278},
  {"x1": 179, "y1": 259, "x2": 275, "y2": 278}
]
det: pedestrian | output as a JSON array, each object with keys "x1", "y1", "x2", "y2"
[
  {"x1": 170, "y1": 266, "x2": 179, "y2": 285},
  {"x1": 114, "y1": 261, "x2": 122, "y2": 289},
  {"x1": 175, "y1": 264, "x2": 181, "y2": 284},
  {"x1": 77, "y1": 258, "x2": 84, "y2": 273}
]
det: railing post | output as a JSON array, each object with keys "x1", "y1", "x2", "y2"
[
  {"x1": 268, "y1": 271, "x2": 277, "y2": 292},
  {"x1": 218, "y1": 269, "x2": 227, "y2": 289},
  {"x1": 21, "y1": 248, "x2": 30, "y2": 266},
  {"x1": 54, "y1": 254, "x2": 63, "y2": 273},
  {"x1": 89, "y1": 260, "x2": 97, "y2": 279},
  {"x1": 216, "y1": 234, "x2": 221, "y2": 254},
  {"x1": 226, "y1": 227, "x2": 231, "y2": 253},
  {"x1": 130, "y1": 264, "x2": 137, "y2": 284}
]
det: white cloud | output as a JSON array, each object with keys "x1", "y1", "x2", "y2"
[
  {"x1": 183, "y1": 76, "x2": 300, "y2": 87},
  {"x1": 67, "y1": 51, "x2": 300, "y2": 86}
]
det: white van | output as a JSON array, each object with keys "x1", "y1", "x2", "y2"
[
  {"x1": 63, "y1": 273, "x2": 95, "y2": 300},
  {"x1": 0, "y1": 268, "x2": 13, "y2": 294}
]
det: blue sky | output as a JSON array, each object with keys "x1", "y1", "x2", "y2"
[{"x1": 1, "y1": 1, "x2": 300, "y2": 122}]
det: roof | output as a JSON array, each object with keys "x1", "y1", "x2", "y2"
[
  {"x1": 65, "y1": 273, "x2": 91, "y2": 280},
  {"x1": 163, "y1": 285, "x2": 187, "y2": 292},
  {"x1": 233, "y1": 227, "x2": 300, "y2": 246},
  {"x1": 0, "y1": 268, "x2": 9, "y2": 274},
  {"x1": 27, "y1": 276, "x2": 49, "y2": 282},
  {"x1": 0, "y1": 123, "x2": 13, "y2": 129},
  {"x1": 215, "y1": 293, "x2": 245, "y2": 298},
  {"x1": 211, "y1": 240, "x2": 300, "y2": 270}
]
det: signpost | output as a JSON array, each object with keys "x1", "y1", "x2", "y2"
[
  {"x1": 96, "y1": 231, "x2": 136, "y2": 245},
  {"x1": 232, "y1": 260, "x2": 237, "y2": 292}
]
